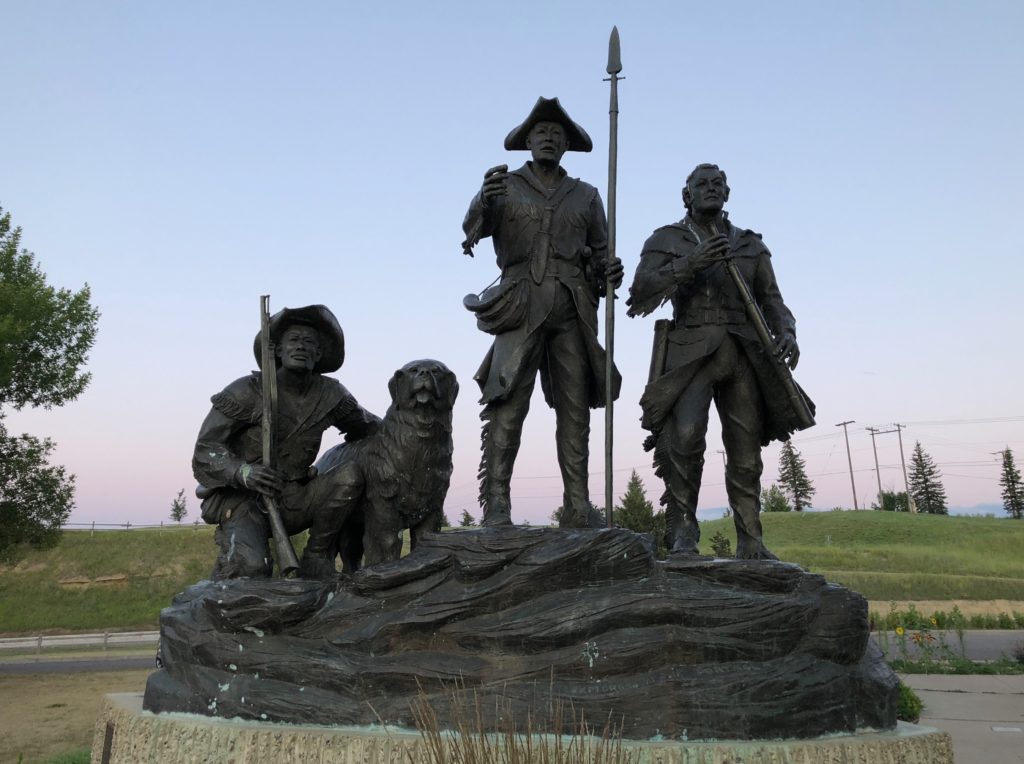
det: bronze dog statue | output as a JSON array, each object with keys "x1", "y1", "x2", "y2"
[{"x1": 316, "y1": 359, "x2": 458, "y2": 570}]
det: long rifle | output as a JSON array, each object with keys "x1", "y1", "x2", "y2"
[
  {"x1": 604, "y1": 26, "x2": 622, "y2": 528},
  {"x1": 707, "y1": 228, "x2": 816, "y2": 432},
  {"x1": 260, "y1": 295, "x2": 300, "y2": 576}
]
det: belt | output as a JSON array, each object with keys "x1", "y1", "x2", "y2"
[
  {"x1": 504, "y1": 259, "x2": 582, "y2": 281},
  {"x1": 682, "y1": 307, "x2": 746, "y2": 327}
]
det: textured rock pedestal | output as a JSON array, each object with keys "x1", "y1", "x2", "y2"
[
  {"x1": 96, "y1": 693, "x2": 955, "y2": 764},
  {"x1": 144, "y1": 527, "x2": 898, "y2": 741}
]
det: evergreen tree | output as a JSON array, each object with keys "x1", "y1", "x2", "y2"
[
  {"x1": 709, "y1": 530, "x2": 732, "y2": 557},
  {"x1": 761, "y1": 483, "x2": 791, "y2": 512},
  {"x1": 459, "y1": 509, "x2": 476, "y2": 527},
  {"x1": 907, "y1": 441, "x2": 948, "y2": 515},
  {"x1": 777, "y1": 440, "x2": 815, "y2": 511},
  {"x1": 169, "y1": 489, "x2": 188, "y2": 523},
  {"x1": 999, "y1": 448, "x2": 1023, "y2": 520},
  {"x1": 611, "y1": 471, "x2": 666, "y2": 557},
  {"x1": 614, "y1": 470, "x2": 656, "y2": 533},
  {"x1": 0, "y1": 207, "x2": 99, "y2": 561}
]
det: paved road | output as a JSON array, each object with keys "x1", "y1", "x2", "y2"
[{"x1": 0, "y1": 656, "x2": 154, "y2": 674}]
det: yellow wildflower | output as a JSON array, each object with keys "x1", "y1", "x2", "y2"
[
  {"x1": 895, "y1": 626, "x2": 905, "y2": 636},
  {"x1": 930, "y1": 617, "x2": 938, "y2": 626}
]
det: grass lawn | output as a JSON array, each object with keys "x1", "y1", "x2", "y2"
[
  {"x1": 699, "y1": 511, "x2": 1024, "y2": 601},
  {"x1": 1, "y1": 512, "x2": 1022, "y2": 634}
]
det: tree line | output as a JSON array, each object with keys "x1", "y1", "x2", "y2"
[
  {"x1": 762, "y1": 439, "x2": 1023, "y2": 518},
  {"x1": 4, "y1": 204, "x2": 1022, "y2": 563}
]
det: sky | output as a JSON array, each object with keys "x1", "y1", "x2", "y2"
[{"x1": 3, "y1": 1, "x2": 1022, "y2": 528}]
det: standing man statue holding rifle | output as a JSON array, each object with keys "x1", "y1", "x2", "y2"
[
  {"x1": 462, "y1": 97, "x2": 623, "y2": 528},
  {"x1": 193, "y1": 303, "x2": 380, "y2": 579},
  {"x1": 627, "y1": 164, "x2": 815, "y2": 560}
]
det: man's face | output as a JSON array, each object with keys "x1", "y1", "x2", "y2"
[
  {"x1": 526, "y1": 121, "x2": 568, "y2": 167},
  {"x1": 276, "y1": 324, "x2": 322, "y2": 372},
  {"x1": 685, "y1": 167, "x2": 729, "y2": 215}
]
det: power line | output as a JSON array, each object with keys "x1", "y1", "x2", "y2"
[{"x1": 903, "y1": 416, "x2": 1024, "y2": 426}]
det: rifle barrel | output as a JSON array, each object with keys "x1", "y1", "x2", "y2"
[{"x1": 259, "y1": 296, "x2": 300, "y2": 576}]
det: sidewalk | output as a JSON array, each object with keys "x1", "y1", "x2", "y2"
[{"x1": 902, "y1": 674, "x2": 1024, "y2": 763}]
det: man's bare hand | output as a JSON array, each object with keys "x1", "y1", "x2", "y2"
[
  {"x1": 775, "y1": 333, "x2": 800, "y2": 370},
  {"x1": 238, "y1": 463, "x2": 284, "y2": 496},
  {"x1": 481, "y1": 164, "x2": 509, "y2": 204}
]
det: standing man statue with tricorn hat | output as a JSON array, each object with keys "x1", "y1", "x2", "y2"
[
  {"x1": 627, "y1": 163, "x2": 815, "y2": 560},
  {"x1": 193, "y1": 305, "x2": 380, "y2": 579},
  {"x1": 462, "y1": 96, "x2": 623, "y2": 528}
]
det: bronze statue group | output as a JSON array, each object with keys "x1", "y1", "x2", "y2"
[{"x1": 194, "y1": 97, "x2": 813, "y2": 580}]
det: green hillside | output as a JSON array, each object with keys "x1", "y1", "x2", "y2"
[
  {"x1": 0, "y1": 527, "x2": 217, "y2": 634},
  {"x1": 700, "y1": 511, "x2": 1024, "y2": 601},
  {"x1": 1, "y1": 512, "x2": 1022, "y2": 634}
]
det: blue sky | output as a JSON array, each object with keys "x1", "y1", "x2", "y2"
[{"x1": 3, "y1": 1, "x2": 1022, "y2": 525}]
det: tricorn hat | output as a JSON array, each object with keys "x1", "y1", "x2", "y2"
[
  {"x1": 503, "y1": 97, "x2": 593, "y2": 153},
  {"x1": 252, "y1": 304, "x2": 345, "y2": 373}
]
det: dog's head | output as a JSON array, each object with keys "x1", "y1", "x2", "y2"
[{"x1": 387, "y1": 359, "x2": 458, "y2": 412}]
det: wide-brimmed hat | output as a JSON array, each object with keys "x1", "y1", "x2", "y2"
[
  {"x1": 252, "y1": 304, "x2": 345, "y2": 373},
  {"x1": 503, "y1": 97, "x2": 593, "y2": 152}
]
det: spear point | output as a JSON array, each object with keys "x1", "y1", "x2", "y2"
[{"x1": 607, "y1": 26, "x2": 622, "y2": 75}]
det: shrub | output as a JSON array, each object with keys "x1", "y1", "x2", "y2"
[
  {"x1": 896, "y1": 681, "x2": 922, "y2": 722},
  {"x1": 1012, "y1": 642, "x2": 1024, "y2": 665},
  {"x1": 709, "y1": 530, "x2": 732, "y2": 557}
]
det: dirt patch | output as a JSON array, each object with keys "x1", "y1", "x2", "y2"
[
  {"x1": 57, "y1": 574, "x2": 129, "y2": 589},
  {"x1": 870, "y1": 599, "x2": 1024, "y2": 617},
  {"x1": 57, "y1": 577, "x2": 92, "y2": 588},
  {"x1": 150, "y1": 562, "x2": 186, "y2": 578},
  {"x1": 9, "y1": 561, "x2": 47, "y2": 574},
  {"x1": 0, "y1": 668, "x2": 150, "y2": 763}
]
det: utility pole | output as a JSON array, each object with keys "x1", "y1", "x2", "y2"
[
  {"x1": 868, "y1": 425, "x2": 902, "y2": 509},
  {"x1": 866, "y1": 426, "x2": 884, "y2": 509},
  {"x1": 836, "y1": 421, "x2": 859, "y2": 510},
  {"x1": 716, "y1": 450, "x2": 730, "y2": 516},
  {"x1": 893, "y1": 423, "x2": 914, "y2": 513}
]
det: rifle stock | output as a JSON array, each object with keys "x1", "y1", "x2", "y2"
[
  {"x1": 260, "y1": 296, "x2": 300, "y2": 576},
  {"x1": 721, "y1": 259, "x2": 816, "y2": 432}
]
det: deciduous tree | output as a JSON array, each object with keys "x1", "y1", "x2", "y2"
[
  {"x1": 170, "y1": 489, "x2": 188, "y2": 523},
  {"x1": 873, "y1": 490, "x2": 910, "y2": 512},
  {"x1": 761, "y1": 483, "x2": 791, "y2": 512},
  {"x1": 908, "y1": 441, "x2": 948, "y2": 515},
  {"x1": 0, "y1": 426, "x2": 75, "y2": 561},
  {"x1": 0, "y1": 207, "x2": 99, "y2": 560}
]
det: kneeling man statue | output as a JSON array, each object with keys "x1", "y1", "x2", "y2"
[{"x1": 193, "y1": 305, "x2": 379, "y2": 579}]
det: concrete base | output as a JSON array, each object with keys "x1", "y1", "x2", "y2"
[{"x1": 92, "y1": 693, "x2": 954, "y2": 763}]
